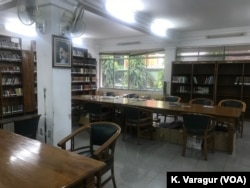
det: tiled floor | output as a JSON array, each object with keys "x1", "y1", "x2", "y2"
[{"x1": 73, "y1": 121, "x2": 250, "y2": 188}]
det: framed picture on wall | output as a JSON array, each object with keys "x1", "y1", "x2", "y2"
[{"x1": 52, "y1": 35, "x2": 71, "y2": 68}]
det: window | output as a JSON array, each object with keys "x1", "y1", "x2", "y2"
[
  {"x1": 100, "y1": 51, "x2": 165, "y2": 91},
  {"x1": 176, "y1": 45, "x2": 250, "y2": 61}
]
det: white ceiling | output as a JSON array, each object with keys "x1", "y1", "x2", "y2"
[{"x1": 1, "y1": 0, "x2": 250, "y2": 40}]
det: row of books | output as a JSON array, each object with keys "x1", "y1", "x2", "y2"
[
  {"x1": 1, "y1": 66, "x2": 21, "y2": 73},
  {"x1": 176, "y1": 86, "x2": 209, "y2": 94},
  {"x1": 172, "y1": 76, "x2": 188, "y2": 83},
  {"x1": 72, "y1": 49, "x2": 88, "y2": 57},
  {"x1": 0, "y1": 39, "x2": 21, "y2": 49},
  {"x1": 2, "y1": 88, "x2": 23, "y2": 97},
  {"x1": 72, "y1": 84, "x2": 96, "y2": 91},
  {"x1": 235, "y1": 76, "x2": 250, "y2": 85},
  {"x1": 2, "y1": 77, "x2": 21, "y2": 85},
  {"x1": 72, "y1": 59, "x2": 97, "y2": 66},
  {"x1": 72, "y1": 76, "x2": 96, "y2": 82},
  {"x1": 193, "y1": 87, "x2": 209, "y2": 94},
  {"x1": 176, "y1": 86, "x2": 189, "y2": 93},
  {"x1": 2, "y1": 104, "x2": 23, "y2": 115},
  {"x1": 193, "y1": 76, "x2": 214, "y2": 84},
  {"x1": 0, "y1": 51, "x2": 22, "y2": 61},
  {"x1": 71, "y1": 68, "x2": 96, "y2": 74}
]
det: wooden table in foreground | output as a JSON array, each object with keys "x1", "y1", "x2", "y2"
[
  {"x1": 72, "y1": 95, "x2": 242, "y2": 154},
  {"x1": 0, "y1": 129, "x2": 105, "y2": 188}
]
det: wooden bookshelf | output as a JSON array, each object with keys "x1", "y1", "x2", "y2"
[
  {"x1": 171, "y1": 60, "x2": 250, "y2": 119},
  {"x1": 0, "y1": 35, "x2": 37, "y2": 118}
]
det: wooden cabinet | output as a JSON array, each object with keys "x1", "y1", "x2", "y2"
[
  {"x1": 0, "y1": 35, "x2": 36, "y2": 119},
  {"x1": 171, "y1": 60, "x2": 250, "y2": 119},
  {"x1": 71, "y1": 47, "x2": 97, "y2": 96},
  {"x1": 216, "y1": 61, "x2": 243, "y2": 101},
  {"x1": 171, "y1": 62, "x2": 216, "y2": 102}
]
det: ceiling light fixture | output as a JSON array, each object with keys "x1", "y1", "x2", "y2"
[
  {"x1": 105, "y1": 0, "x2": 143, "y2": 24},
  {"x1": 150, "y1": 19, "x2": 173, "y2": 37},
  {"x1": 206, "y1": 32, "x2": 245, "y2": 39}
]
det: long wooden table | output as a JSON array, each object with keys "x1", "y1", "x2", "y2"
[
  {"x1": 0, "y1": 129, "x2": 105, "y2": 188},
  {"x1": 72, "y1": 95, "x2": 242, "y2": 154}
]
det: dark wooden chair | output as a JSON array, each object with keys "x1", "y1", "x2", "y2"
[
  {"x1": 86, "y1": 102, "x2": 114, "y2": 123},
  {"x1": 14, "y1": 114, "x2": 41, "y2": 139},
  {"x1": 156, "y1": 96, "x2": 181, "y2": 123},
  {"x1": 189, "y1": 98, "x2": 214, "y2": 106},
  {"x1": 57, "y1": 121, "x2": 121, "y2": 188},
  {"x1": 123, "y1": 106, "x2": 154, "y2": 144},
  {"x1": 181, "y1": 113, "x2": 216, "y2": 160},
  {"x1": 217, "y1": 99, "x2": 246, "y2": 138}
]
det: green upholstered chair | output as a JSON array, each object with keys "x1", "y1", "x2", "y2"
[
  {"x1": 217, "y1": 99, "x2": 246, "y2": 137},
  {"x1": 14, "y1": 114, "x2": 41, "y2": 139},
  {"x1": 57, "y1": 121, "x2": 121, "y2": 188},
  {"x1": 86, "y1": 101, "x2": 114, "y2": 123},
  {"x1": 123, "y1": 106, "x2": 154, "y2": 144},
  {"x1": 181, "y1": 113, "x2": 215, "y2": 160}
]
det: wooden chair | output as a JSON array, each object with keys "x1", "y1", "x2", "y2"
[
  {"x1": 14, "y1": 114, "x2": 41, "y2": 139},
  {"x1": 85, "y1": 101, "x2": 114, "y2": 123},
  {"x1": 217, "y1": 99, "x2": 246, "y2": 138},
  {"x1": 189, "y1": 98, "x2": 214, "y2": 106},
  {"x1": 123, "y1": 106, "x2": 154, "y2": 144},
  {"x1": 181, "y1": 113, "x2": 216, "y2": 160},
  {"x1": 57, "y1": 121, "x2": 121, "y2": 188},
  {"x1": 156, "y1": 96, "x2": 181, "y2": 123}
]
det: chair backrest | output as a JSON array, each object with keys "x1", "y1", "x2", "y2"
[
  {"x1": 14, "y1": 114, "x2": 41, "y2": 139},
  {"x1": 89, "y1": 122, "x2": 121, "y2": 160},
  {"x1": 182, "y1": 113, "x2": 213, "y2": 136},
  {"x1": 123, "y1": 106, "x2": 153, "y2": 125},
  {"x1": 189, "y1": 98, "x2": 214, "y2": 105},
  {"x1": 164, "y1": 96, "x2": 181, "y2": 102},
  {"x1": 124, "y1": 106, "x2": 140, "y2": 120},
  {"x1": 86, "y1": 102, "x2": 102, "y2": 114},
  {"x1": 86, "y1": 102, "x2": 114, "y2": 122},
  {"x1": 218, "y1": 99, "x2": 246, "y2": 112}
]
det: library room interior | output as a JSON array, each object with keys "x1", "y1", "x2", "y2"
[{"x1": 0, "y1": 0, "x2": 250, "y2": 188}]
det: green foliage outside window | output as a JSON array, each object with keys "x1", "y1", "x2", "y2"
[{"x1": 100, "y1": 52, "x2": 165, "y2": 91}]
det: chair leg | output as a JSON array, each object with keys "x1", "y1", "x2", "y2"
[
  {"x1": 203, "y1": 139, "x2": 208, "y2": 160},
  {"x1": 95, "y1": 172, "x2": 102, "y2": 188},
  {"x1": 182, "y1": 135, "x2": 187, "y2": 156},
  {"x1": 212, "y1": 136, "x2": 215, "y2": 153},
  {"x1": 111, "y1": 166, "x2": 117, "y2": 188},
  {"x1": 164, "y1": 115, "x2": 167, "y2": 123},
  {"x1": 122, "y1": 125, "x2": 127, "y2": 141},
  {"x1": 137, "y1": 126, "x2": 140, "y2": 145},
  {"x1": 240, "y1": 122, "x2": 243, "y2": 138}
]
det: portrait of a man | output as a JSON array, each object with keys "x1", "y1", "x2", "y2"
[{"x1": 53, "y1": 35, "x2": 71, "y2": 68}]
